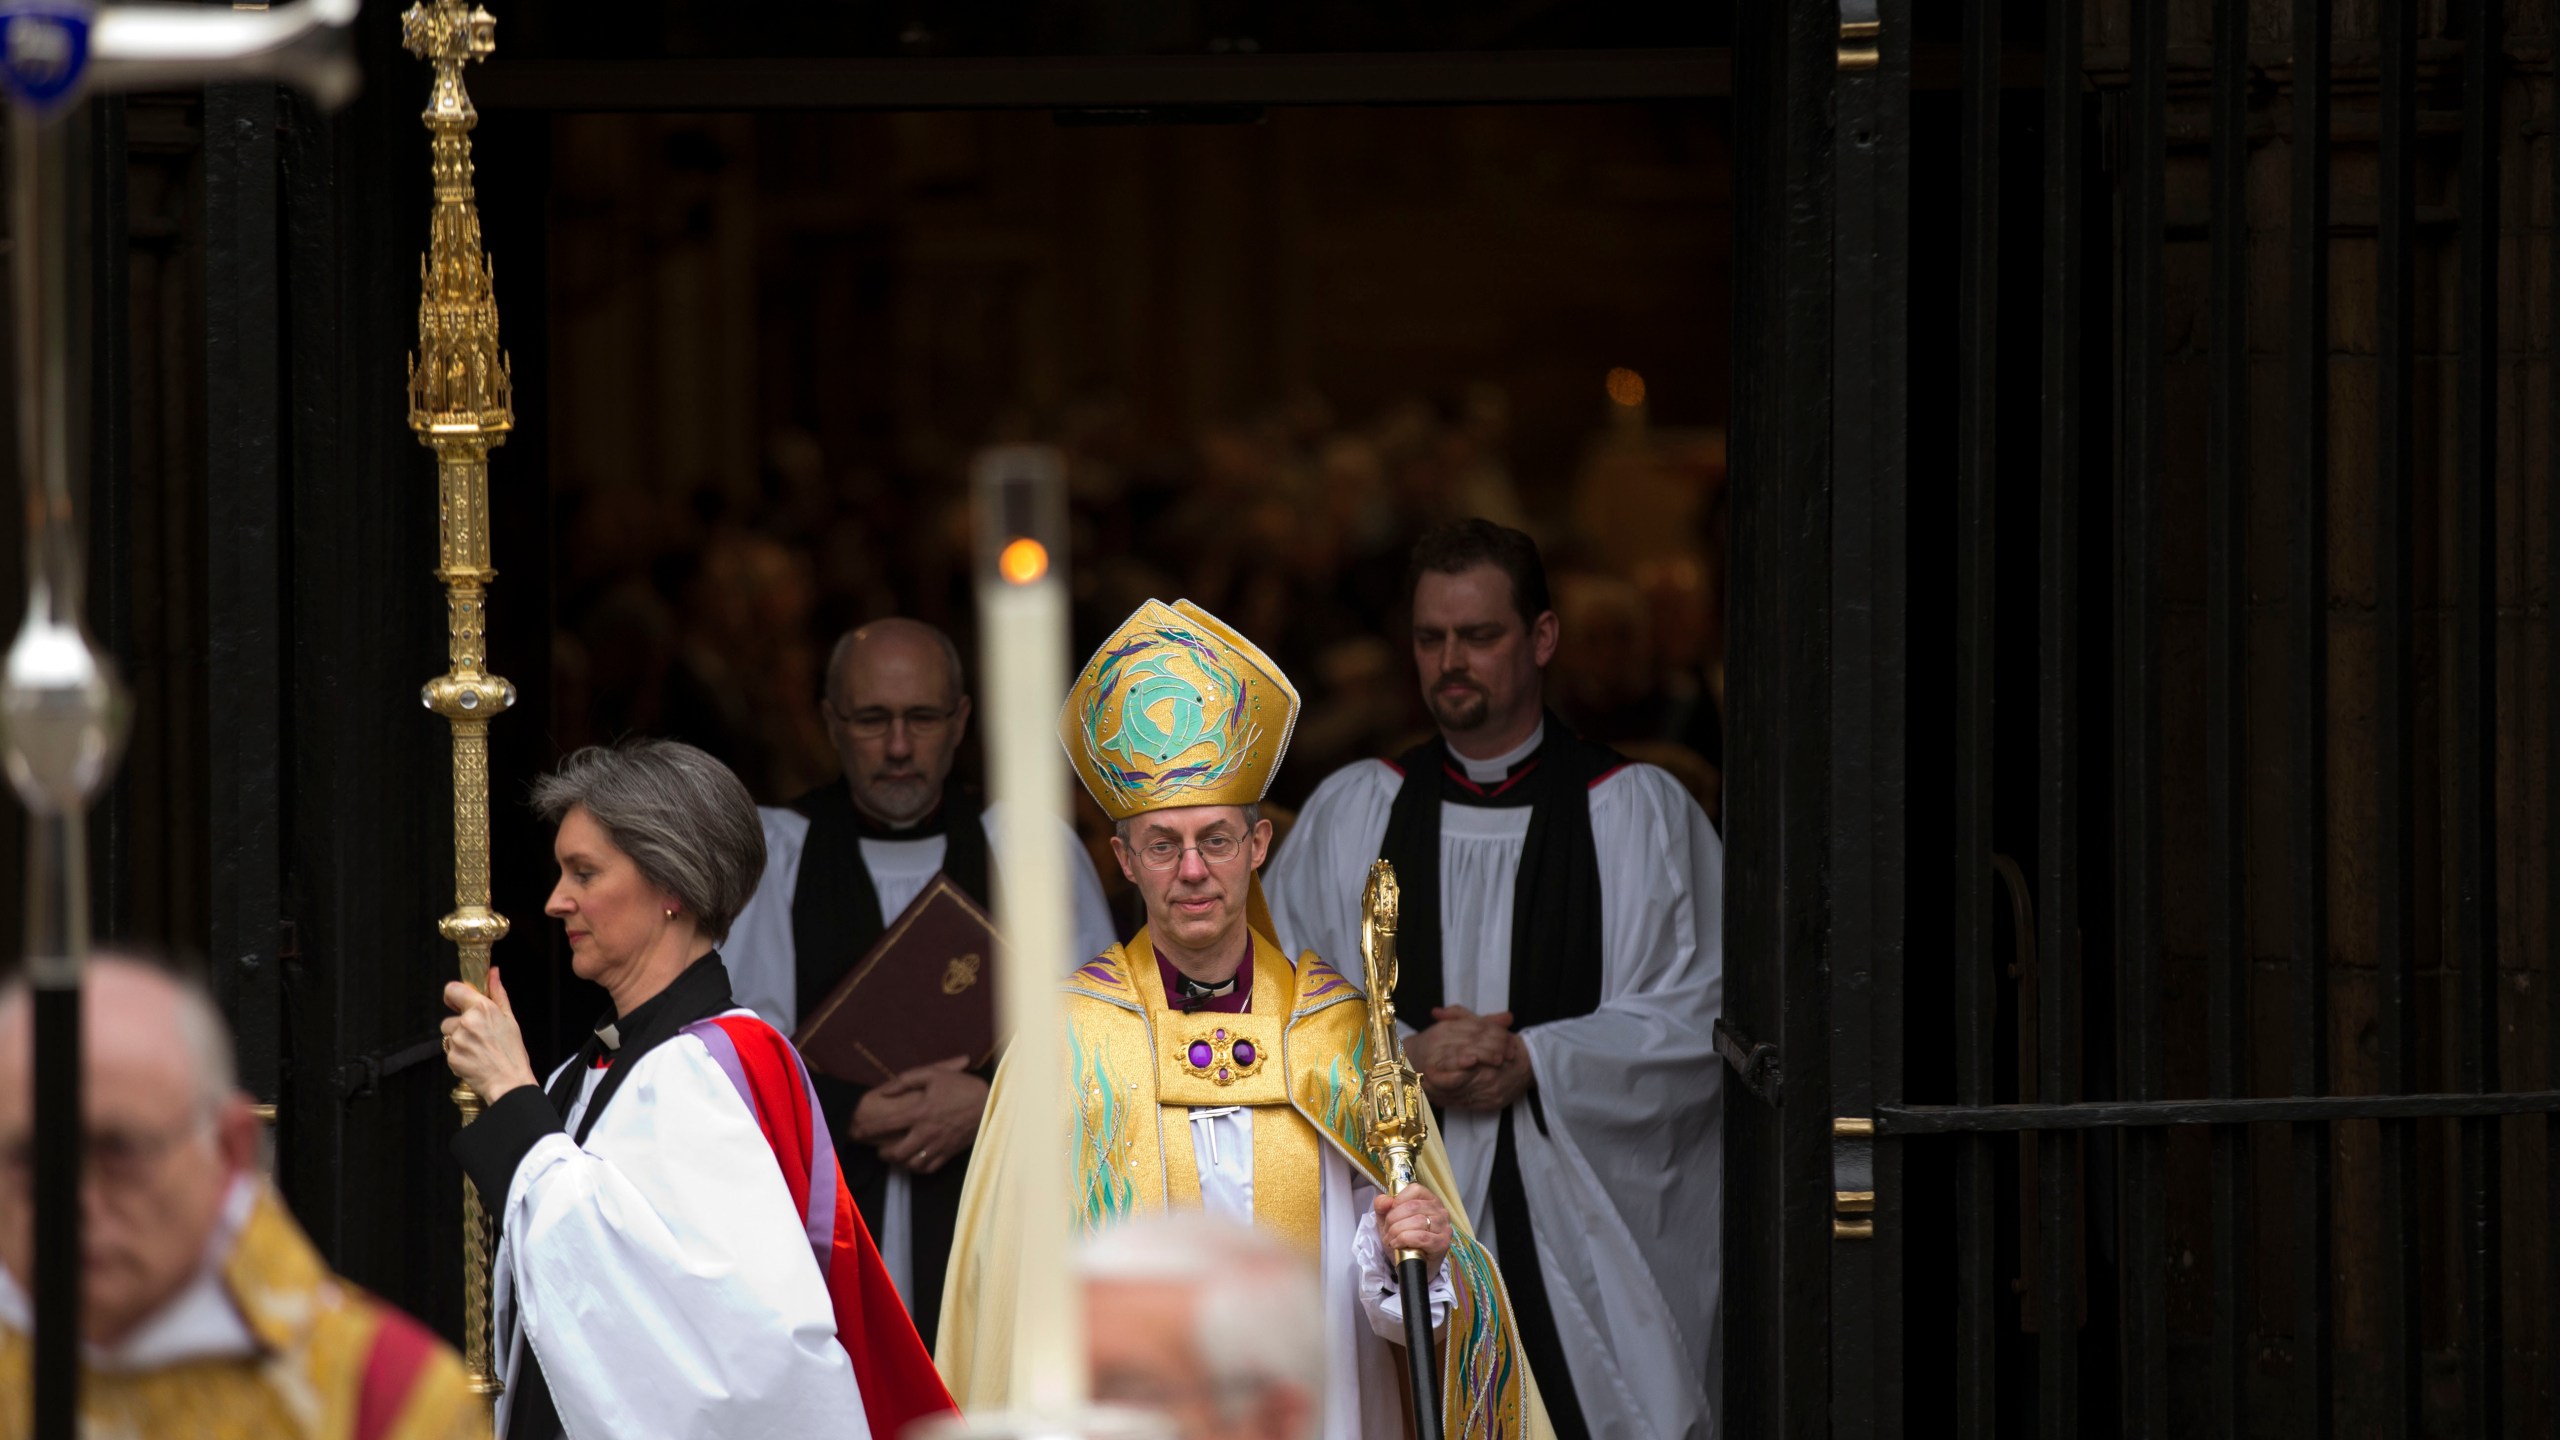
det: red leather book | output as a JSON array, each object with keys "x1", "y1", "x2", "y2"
[{"x1": 791, "y1": 874, "x2": 1002, "y2": 1086}]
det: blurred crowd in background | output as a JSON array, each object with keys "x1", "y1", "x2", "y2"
[{"x1": 549, "y1": 375, "x2": 1725, "y2": 908}]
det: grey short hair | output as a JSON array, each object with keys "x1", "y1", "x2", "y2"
[
  {"x1": 1080, "y1": 1210, "x2": 1325, "y2": 1439},
  {"x1": 531, "y1": 740, "x2": 767, "y2": 944},
  {"x1": 0, "y1": 954, "x2": 238, "y2": 1116},
  {"x1": 1112, "y1": 803, "x2": 1261, "y2": 844}
]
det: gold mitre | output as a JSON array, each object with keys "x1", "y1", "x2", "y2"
[{"x1": 1061, "y1": 599, "x2": 1300, "y2": 822}]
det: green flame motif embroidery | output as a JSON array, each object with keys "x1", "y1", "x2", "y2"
[
  {"x1": 1315, "y1": 1029, "x2": 1374, "y2": 1173},
  {"x1": 1445, "y1": 1234, "x2": 1522, "y2": 1439},
  {"x1": 1070, "y1": 1026, "x2": 1137, "y2": 1233}
]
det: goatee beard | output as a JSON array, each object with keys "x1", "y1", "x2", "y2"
[{"x1": 1430, "y1": 690, "x2": 1488, "y2": 732}]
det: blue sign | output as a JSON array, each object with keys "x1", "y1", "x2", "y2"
[{"x1": 0, "y1": 1, "x2": 92, "y2": 114}]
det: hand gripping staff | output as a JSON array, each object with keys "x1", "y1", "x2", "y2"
[{"x1": 1361, "y1": 859, "x2": 1445, "y2": 1440}]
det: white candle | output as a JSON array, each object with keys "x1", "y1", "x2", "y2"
[{"x1": 970, "y1": 445, "x2": 1084, "y2": 1416}]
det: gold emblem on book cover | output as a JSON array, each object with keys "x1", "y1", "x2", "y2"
[{"x1": 942, "y1": 952, "x2": 983, "y2": 995}]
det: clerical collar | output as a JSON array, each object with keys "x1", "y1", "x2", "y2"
[
  {"x1": 1156, "y1": 943, "x2": 1253, "y2": 1015},
  {"x1": 590, "y1": 953, "x2": 716, "y2": 1062},
  {"x1": 850, "y1": 793, "x2": 950, "y2": 841},
  {"x1": 1451, "y1": 718, "x2": 1545, "y2": 785}
]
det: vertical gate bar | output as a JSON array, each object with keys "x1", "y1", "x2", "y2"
[
  {"x1": 2371, "y1": 1, "x2": 2422, "y2": 1433},
  {"x1": 2549, "y1": 61, "x2": 2560, "y2": 1440},
  {"x1": 1870, "y1": 10, "x2": 1911, "y2": 1433},
  {"x1": 2118, "y1": 0, "x2": 2169, "y2": 1433},
  {"x1": 1722, "y1": 5, "x2": 1842, "y2": 1433},
  {"x1": 203, "y1": 83, "x2": 286, "y2": 1117},
  {"x1": 2203, "y1": 4, "x2": 2253, "y2": 1435},
  {"x1": 1828, "y1": 2, "x2": 1913, "y2": 1426},
  {"x1": 1782, "y1": 4, "x2": 1842, "y2": 1431},
  {"x1": 2284, "y1": 0, "x2": 2335, "y2": 1431},
  {"x1": 1830, "y1": 13, "x2": 1881, "y2": 1430},
  {"x1": 1952, "y1": 0, "x2": 2001, "y2": 1430},
  {"x1": 2039, "y1": 0, "x2": 2086, "y2": 1430},
  {"x1": 2451, "y1": 2, "x2": 2504, "y2": 1434},
  {"x1": 2547, "y1": 81, "x2": 2559, "y2": 1439}
]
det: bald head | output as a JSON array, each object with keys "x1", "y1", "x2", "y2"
[
  {"x1": 0, "y1": 957, "x2": 236, "y2": 1119},
  {"x1": 0, "y1": 956, "x2": 260, "y2": 1347},
  {"x1": 821, "y1": 619, "x2": 974, "y2": 827},
  {"x1": 825, "y1": 618, "x2": 964, "y2": 714}
]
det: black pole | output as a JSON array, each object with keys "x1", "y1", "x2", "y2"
[
  {"x1": 31, "y1": 992, "x2": 79, "y2": 1438},
  {"x1": 1398, "y1": 1253, "x2": 1443, "y2": 1440},
  {"x1": 27, "y1": 814, "x2": 83, "y2": 1440}
]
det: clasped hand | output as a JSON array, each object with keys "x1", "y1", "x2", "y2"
[
  {"x1": 1404, "y1": 1005, "x2": 1533, "y2": 1112},
  {"x1": 849, "y1": 1055, "x2": 988, "y2": 1175}
]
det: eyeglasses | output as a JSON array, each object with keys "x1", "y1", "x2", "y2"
[
  {"x1": 830, "y1": 704, "x2": 960, "y2": 741},
  {"x1": 0, "y1": 1116, "x2": 208, "y2": 1192},
  {"x1": 1132, "y1": 833, "x2": 1245, "y2": 871}
]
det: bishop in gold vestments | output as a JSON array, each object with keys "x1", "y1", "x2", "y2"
[{"x1": 937, "y1": 599, "x2": 1554, "y2": 1440}]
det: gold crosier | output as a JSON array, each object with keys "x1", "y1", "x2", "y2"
[
  {"x1": 404, "y1": 0, "x2": 515, "y2": 1400},
  {"x1": 1360, "y1": 860, "x2": 1431, "y2": 1262}
]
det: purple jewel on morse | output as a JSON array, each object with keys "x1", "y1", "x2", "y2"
[
  {"x1": 1232, "y1": 1039, "x2": 1257, "y2": 1067},
  {"x1": 1217, "y1": 1067, "x2": 1231, "y2": 1081},
  {"x1": 1189, "y1": 1041, "x2": 1215, "y2": 1069},
  {"x1": 1214, "y1": 1028, "x2": 1227, "y2": 1042}
]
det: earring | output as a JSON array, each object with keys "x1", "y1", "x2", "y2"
[{"x1": 664, "y1": 905, "x2": 678, "y2": 918}]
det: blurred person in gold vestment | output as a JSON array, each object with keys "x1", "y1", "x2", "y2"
[{"x1": 0, "y1": 956, "x2": 486, "y2": 1440}]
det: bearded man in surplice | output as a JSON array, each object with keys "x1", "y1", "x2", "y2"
[{"x1": 1266, "y1": 519, "x2": 1726, "y2": 1440}]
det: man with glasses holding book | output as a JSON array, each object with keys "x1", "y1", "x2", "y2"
[{"x1": 725, "y1": 617, "x2": 1114, "y2": 1345}]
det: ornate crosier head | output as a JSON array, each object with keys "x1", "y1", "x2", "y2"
[{"x1": 1361, "y1": 860, "x2": 1400, "y2": 1009}]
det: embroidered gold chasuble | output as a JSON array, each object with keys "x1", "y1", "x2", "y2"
[
  {"x1": 937, "y1": 926, "x2": 1553, "y2": 1440},
  {"x1": 0, "y1": 1184, "x2": 487, "y2": 1440}
]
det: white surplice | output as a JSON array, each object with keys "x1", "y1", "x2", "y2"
[
  {"x1": 724, "y1": 799, "x2": 1117, "y2": 1299},
  {"x1": 490, "y1": 1014, "x2": 871, "y2": 1440},
  {"x1": 1264, "y1": 747, "x2": 1725, "y2": 1440}
]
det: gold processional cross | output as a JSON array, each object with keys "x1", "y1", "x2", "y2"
[{"x1": 400, "y1": 0, "x2": 515, "y2": 1400}]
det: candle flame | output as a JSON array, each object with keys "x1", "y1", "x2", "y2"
[{"x1": 999, "y1": 538, "x2": 1051, "y2": 585}]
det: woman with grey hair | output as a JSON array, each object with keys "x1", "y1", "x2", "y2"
[{"x1": 440, "y1": 739, "x2": 956, "y2": 1440}]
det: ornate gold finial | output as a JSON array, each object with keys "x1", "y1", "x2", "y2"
[
  {"x1": 403, "y1": 1, "x2": 511, "y2": 436},
  {"x1": 407, "y1": 0, "x2": 512, "y2": 1402}
]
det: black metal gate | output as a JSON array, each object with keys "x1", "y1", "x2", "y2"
[{"x1": 1724, "y1": 2, "x2": 2560, "y2": 1435}]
